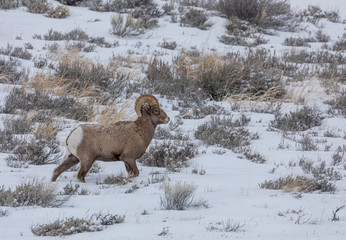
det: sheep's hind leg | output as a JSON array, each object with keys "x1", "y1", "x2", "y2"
[
  {"x1": 51, "y1": 154, "x2": 79, "y2": 182},
  {"x1": 77, "y1": 158, "x2": 94, "y2": 183}
]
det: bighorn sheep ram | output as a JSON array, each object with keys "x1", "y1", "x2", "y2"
[{"x1": 51, "y1": 94, "x2": 169, "y2": 182}]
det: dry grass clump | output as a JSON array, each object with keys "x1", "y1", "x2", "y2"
[
  {"x1": 31, "y1": 212, "x2": 125, "y2": 236},
  {"x1": 0, "y1": 179, "x2": 67, "y2": 207},
  {"x1": 139, "y1": 140, "x2": 197, "y2": 172},
  {"x1": 207, "y1": 219, "x2": 244, "y2": 232},
  {"x1": 160, "y1": 181, "x2": 208, "y2": 210},
  {"x1": 98, "y1": 173, "x2": 130, "y2": 185},
  {"x1": 45, "y1": 5, "x2": 70, "y2": 18},
  {"x1": 147, "y1": 50, "x2": 288, "y2": 102},
  {"x1": 22, "y1": 0, "x2": 49, "y2": 14},
  {"x1": 259, "y1": 175, "x2": 336, "y2": 193},
  {"x1": 332, "y1": 34, "x2": 346, "y2": 51},
  {"x1": 270, "y1": 106, "x2": 323, "y2": 131},
  {"x1": 194, "y1": 115, "x2": 257, "y2": 151}
]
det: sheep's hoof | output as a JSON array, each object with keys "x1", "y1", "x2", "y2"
[
  {"x1": 128, "y1": 172, "x2": 135, "y2": 178},
  {"x1": 77, "y1": 178, "x2": 85, "y2": 183}
]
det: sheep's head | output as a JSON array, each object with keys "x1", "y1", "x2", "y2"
[{"x1": 135, "y1": 94, "x2": 170, "y2": 125}]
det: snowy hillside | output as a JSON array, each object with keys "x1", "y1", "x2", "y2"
[{"x1": 0, "y1": 0, "x2": 346, "y2": 239}]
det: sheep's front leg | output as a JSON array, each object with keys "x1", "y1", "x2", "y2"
[
  {"x1": 123, "y1": 160, "x2": 139, "y2": 178},
  {"x1": 77, "y1": 156, "x2": 94, "y2": 182}
]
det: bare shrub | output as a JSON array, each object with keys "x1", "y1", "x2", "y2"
[
  {"x1": 2, "y1": 87, "x2": 90, "y2": 120},
  {"x1": 45, "y1": 5, "x2": 70, "y2": 18},
  {"x1": 217, "y1": 0, "x2": 298, "y2": 31},
  {"x1": 195, "y1": 50, "x2": 285, "y2": 101},
  {"x1": 259, "y1": 175, "x2": 336, "y2": 193},
  {"x1": 0, "y1": 57, "x2": 27, "y2": 84},
  {"x1": 31, "y1": 212, "x2": 125, "y2": 236},
  {"x1": 332, "y1": 145, "x2": 346, "y2": 166},
  {"x1": 160, "y1": 40, "x2": 177, "y2": 50},
  {"x1": 0, "y1": 130, "x2": 21, "y2": 153},
  {"x1": 326, "y1": 90, "x2": 346, "y2": 117},
  {"x1": 207, "y1": 219, "x2": 244, "y2": 232},
  {"x1": 0, "y1": 0, "x2": 20, "y2": 9},
  {"x1": 139, "y1": 140, "x2": 197, "y2": 172},
  {"x1": 160, "y1": 181, "x2": 207, "y2": 210},
  {"x1": 299, "y1": 158, "x2": 342, "y2": 181},
  {"x1": 270, "y1": 106, "x2": 323, "y2": 131},
  {"x1": 110, "y1": 14, "x2": 144, "y2": 37},
  {"x1": 2, "y1": 112, "x2": 34, "y2": 134},
  {"x1": 299, "y1": 5, "x2": 341, "y2": 24},
  {"x1": 283, "y1": 37, "x2": 312, "y2": 47},
  {"x1": 60, "y1": 182, "x2": 90, "y2": 195},
  {"x1": 194, "y1": 115, "x2": 256, "y2": 151},
  {"x1": 0, "y1": 179, "x2": 67, "y2": 207},
  {"x1": 315, "y1": 30, "x2": 330, "y2": 42},
  {"x1": 332, "y1": 34, "x2": 346, "y2": 51},
  {"x1": 180, "y1": 8, "x2": 209, "y2": 30},
  {"x1": 296, "y1": 134, "x2": 318, "y2": 151},
  {"x1": 6, "y1": 122, "x2": 62, "y2": 166},
  {"x1": 98, "y1": 173, "x2": 130, "y2": 185},
  {"x1": 131, "y1": 5, "x2": 161, "y2": 29},
  {"x1": 56, "y1": 0, "x2": 84, "y2": 6},
  {"x1": 283, "y1": 50, "x2": 346, "y2": 64},
  {"x1": 0, "y1": 44, "x2": 32, "y2": 60},
  {"x1": 22, "y1": 0, "x2": 48, "y2": 14}
]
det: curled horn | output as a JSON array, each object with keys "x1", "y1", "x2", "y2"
[{"x1": 135, "y1": 94, "x2": 159, "y2": 116}]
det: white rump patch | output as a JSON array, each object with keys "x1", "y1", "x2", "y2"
[{"x1": 66, "y1": 126, "x2": 83, "y2": 158}]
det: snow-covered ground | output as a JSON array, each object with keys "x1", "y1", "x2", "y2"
[{"x1": 0, "y1": 0, "x2": 346, "y2": 239}]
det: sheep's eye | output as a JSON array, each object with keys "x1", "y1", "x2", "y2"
[{"x1": 153, "y1": 108, "x2": 160, "y2": 115}]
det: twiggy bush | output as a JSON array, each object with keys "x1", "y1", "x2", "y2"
[
  {"x1": 2, "y1": 87, "x2": 90, "y2": 120},
  {"x1": 22, "y1": 0, "x2": 48, "y2": 14},
  {"x1": 160, "y1": 181, "x2": 207, "y2": 210},
  {"x1": 0, "y1": 130, "x2": 21, "y2": 153},
  {"x1": 0, "y1": 0, "x2": 20, "y2": 9},
  {"x1": 270, "y1": 106, "x2": 323, "y2": 131},
  {"x1": 0, "y1": 58, "x2": 27, "y2": 84},
  {"x1": 283, "y1": 37, "x2": 312, "y2": 47},
  {"x1": 299, "y1": 5, "x2": 341, "y2": 24},
  {"x1": 217, "y1": 0, "x2": 298, "y2": 31},
  {"x1": 2, "y1": 112, "x2": 34, "y2": 134},
  {"x1": 207, "y1": 219, "x2": 244, "y2": 232},
  {"x1": 283, "y1": 50, "x2": 346, "y2": 64},
  {"x1": 0, "y1": 44, "x2": 32, "y2": 60},
  {"x1": 6, "y1": 122, "x2": 61, "y2": 166},
  {"x1": 0, "y1": 179, "x2": 67, "y2": 207},
  {"x1": 31, "y1": 212, "x2": 125, "y2": 236},
  {"x1": 99, "y1": 173, "x2": 130, "y2": 185},
  {"x1": 110, "y1": 14, "x2": 144, "y2": 37},
  {"x1": 327, "y1": 90, "x2": 346, "y2": 117},
  {"x1": 259, "y1": 175, "x2": 336, "y2": 193},
  {"x1": 45, "y1": 5, "x2": 70, "y2": 18},
  {"x1": 194, "y1": 115, "x2": 257, "y2": 151},
  {"x1": 299, "y1": 158, "x2": 342, "y2": 181},
  {"x1": 180, "y1": 8, "x2": 209, "y2": 30},
  {"x1": 195, "y1": 50, "x2": 285, "y2": 101},
  {"x1": 139, "y1": 141, "x2": 197, "y2": 172}
]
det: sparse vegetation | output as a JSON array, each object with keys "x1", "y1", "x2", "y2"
[
  {"x1": 45, "y1": 5, "x2": 70, "y2": 18},
  {"x1": 31, "y1": 212, "x2": 125, "y2": 236},
  {"x1": 195, "y1": 115, "x2": 257, "y2": 151},
  {"x1": 180, "y1": 8, "x2": 209, "y2": 30},
  {"x1": 0, "y1": 179, "x2": 67, "y2": 207},
  {"x1": 259, "y1": 175, "x2": 336, "y2": 193},
  {"x1": 139, "y1": 140, "x2": 197, "y2": 172},
  {"x1": 270, "y1": 106, "x2": 323, "y2": 131},
  {"x1": 160, "y1": 181, "x2": 208, "y2": 210},
  {"x1": 110, "y1": 14, "x2": 144, "y2": 37},
  {"x1": 207, "y1": 219, "x2": 244, "y2": 232}
]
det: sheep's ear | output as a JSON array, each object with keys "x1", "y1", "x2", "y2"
[{"x1": 140, "y1": 103, "x2": 151, "y2": 115}]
